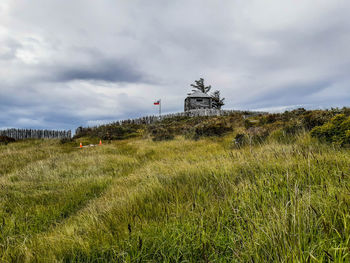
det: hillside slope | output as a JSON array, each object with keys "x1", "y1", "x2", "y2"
[{"x1": 0, "y1": 132, "x2": 349, "y2": 262}]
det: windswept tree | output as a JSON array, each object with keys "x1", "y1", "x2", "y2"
[
  {"x1": 191, "y1": 78, "x2": 211, "y2": 94},
  {"x1": 211, "y1": 90, "x2": 225, "y2": 109}
]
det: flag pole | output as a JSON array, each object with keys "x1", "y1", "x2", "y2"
[{"x1": 159, "y1": 99, "x2": 161, "y2": 119}]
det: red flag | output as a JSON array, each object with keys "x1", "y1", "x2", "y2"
[{"x1": 154, "y1": 100, "x2": 160, "y2": 105}]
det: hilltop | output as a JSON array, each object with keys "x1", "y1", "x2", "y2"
[
  {"x1": 0, "y1": 108, "x2": 349, "y2": 262},
  {"x1": 74, "y1": 107, "x2": 350, "y2": 145}
]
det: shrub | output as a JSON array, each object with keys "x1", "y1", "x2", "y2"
[
  {"x1": 300, "y1": 111, "x2": 329, "y2": 130},
  {"x1": 60, "y1": 137, "x2": 74, "y2": 144},
  {"x1": 310, "y1": 114, "x2": 350, "y2": 146},
  {"x1": 258, "y1": 114, "x2": 279, "y2": 125},
  {"x1": 0, "y1": 136, "x2": 16, "y2": 145},
  {"x1": 150, "y1": 126, "x2": 175, "y2": 141},
  {"x1": 148, "y1": 124, "x2": 175, "y2": 141},
  {"x1": 346, "y1": 130, "x2": 350, "y2": 144},
  {"x1": 244, "y1": 119, "x2": 259, "y2": 129},
  {"x1": 193, "y1": 120, "x2": 232, "y2": 138},
  {"x1": 247, "y1": 127, "x2": 269, "y2": 144},
  {"x1": 101, "y1": 125, "x2": 141, "y2": 140},
  {"x1": 75, "y1": 124, "x2": 142, "y2": 140},
  {"x1": 282, "y1": 121, "x2": 303, "y2": 135}
]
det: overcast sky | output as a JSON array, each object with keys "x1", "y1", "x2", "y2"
[{"x1": 1, "y1": 0, "x2": 349, "y2": 130}]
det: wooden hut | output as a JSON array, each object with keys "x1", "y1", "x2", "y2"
[{"x1": 184, "y1": 91, "x2": 212, "y2": 111}]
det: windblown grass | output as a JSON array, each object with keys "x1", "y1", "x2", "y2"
[{"x1": 0, "y1": 134, "x2": 349, "y2": 262}]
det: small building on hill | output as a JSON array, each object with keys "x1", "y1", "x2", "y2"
[{"x1": 184, "y1": 91, "x2": 212, "y2": 111}]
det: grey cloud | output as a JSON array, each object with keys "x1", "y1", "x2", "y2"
[
  {"x1": 42, "y1": 47, "x2": 149, "y2": 83},
  {"x1": 1, "y1": 0, "x2": 350, "y2": 130},
  {"x1": 55, "y1": 59, "x2": 144, "y2": 83}
]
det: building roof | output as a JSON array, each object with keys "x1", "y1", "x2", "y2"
[{"x1": 186, "y1": 90, "x2": 211, "y2": 98}]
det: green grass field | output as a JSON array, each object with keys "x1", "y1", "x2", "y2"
[{"x1": 0, "y1": 133, "x2": 349, "y2": 262}]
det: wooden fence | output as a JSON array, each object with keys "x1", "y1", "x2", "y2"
[
  {"x1": 0, "y1": 129, "x2": 72, "y2": 140},
  {"x1": 113, "y1": 109, "x2": 266, "y2": 125}
]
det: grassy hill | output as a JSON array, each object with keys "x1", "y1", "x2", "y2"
[{"x1": 1, "y1": 109, "x2": 350, "y2": 262}]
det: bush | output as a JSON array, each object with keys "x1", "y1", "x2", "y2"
[
  {"x1": 60, "y1": 137, "x2": 74, "y2": 144},
  {"x1": 258, "y1": 114, "x2": 279, "y2": 125},
  {"x1": 247, "y1": 127, "x2": 269, "y2": 144},
  {"x1": 300, "y1": 111, "x2": 329, "y2": 130},
  {"x1": 0, "y1": 136, "x2": 16, "y2": 145},
  {"x1": 244, "y1": 119, "x2": 259, "y2": 129},
  {"x1": 148, "y1": 125, "x2": 175, "y2": 141},
  {"x1": 75, "y1": 124, "x2": 142, "y2": 140},
  {"x1": 193, "y1": 120, "x2": 232, "y2": 138},
  {"x1": 150, "y1": 127, "x2": 175, "y2": 141},
  {"x1": 310, "y1": 114, "x2": 350, "y2": 147},
  {"x1": 101, "y1": 125, "x2": 141, "y2": 140},
  {"x1": 282, "y1": 121, "x2": 303, "y2": 135}
]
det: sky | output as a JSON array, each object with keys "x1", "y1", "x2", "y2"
[{"x1": 0, "y1": 0, "x2": 349, "y2": 130}]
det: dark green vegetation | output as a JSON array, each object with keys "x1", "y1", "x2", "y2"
[
  {"x1": 75, "y1": 107, "x2": 350, "y2": 144},
  {"x1": 311, "y1": 114, "x2": 350, "y2": 147},
  {"x1": 0, "y1": 135, "x2": 16, "y2": 145},
  {"x1": 75, "y1": 124, "x2": 142, "y2": 141},
  {"x1": 1, "y1": 108, "x2": 349, "y2": 262}
]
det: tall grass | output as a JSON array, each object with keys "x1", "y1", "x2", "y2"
[{"x1": 0, "y1": 134, "x2": 349, "y2": 262}]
